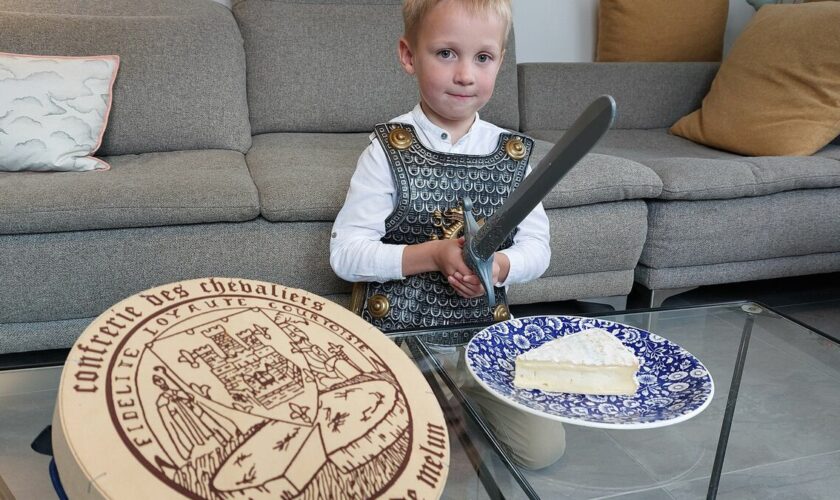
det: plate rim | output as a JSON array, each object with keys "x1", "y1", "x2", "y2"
[{"x1": 464, "y1": 314, "x2": 715, "y2": 430}]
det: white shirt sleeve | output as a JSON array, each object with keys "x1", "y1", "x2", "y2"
[
  {"x1": 497, "y1": 164, "x2": 551, "y2": 286},
  {"x1": 329, "y1": 140, "x2": 406, "y2": 282}
]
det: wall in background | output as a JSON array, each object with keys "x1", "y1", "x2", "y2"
[
  {"x1": 213, "y1": 0, "x2": 756, "y2": 63},
  {"x1": 511, "y1": 0, "x2": 756, "y2": 62}
]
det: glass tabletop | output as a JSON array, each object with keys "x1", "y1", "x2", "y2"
[
  {"x1": 412, "y1": 302, "x2": 840, "y2": 499},
  {"x1": 2, "y1": 302, "x2": 839, "y2": 499},
  {"x1": 0, "y1": 341, "x2": 531, "y2": 499}
]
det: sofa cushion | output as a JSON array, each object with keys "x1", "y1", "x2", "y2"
[
  {"x1": 635, "y1": 252, "x2": 840, "y2": 291},
  {"x1": 644, "y1": 155, "x2": 840, "y2": 200},
  {"x1": 0, "y1": 53, "x2": 119, "y2": 172},
  {"x1": 542, "y1": 201, "x2": 648, "y2": 277},
  {"x1": 529, "y1": 140, "x2": 663, "y2": 209},
  {"x1": 233, "y1": 0, "x2": 519, "y2": 134},
  {"x1": 518, "y1": 63, "x2": 719, "y2": 131},
  {"x1": 0, "y1": 219, "x2": 341, "y2": 324},
  {"x1": 511, "y1": 201, "x2": 649, "y2": 303},
  {"x1": 532, "y1": 128, "x2": 840, "y2": 200},
  {"x1": 246, "y1": 133, "x2": 663, "y2": 222},
  {"x1": 596, "y1": 0, "x2": 728, "y2": 62},
  {"x1": 247, "y1": 132, "x2": 368, "y2": 222},
  {"x1": 0, "y1": 150, "x2": 259, "y2": 234},
  {"x1": 670, "y1": 3, "x2": 840, "y2": 156},
  {"x1": 529, "y1": 128, "x2": 739, "y2": 162},
  {"x1": 0, "y1": 0, "x2": 252, "y2": 155},
  {"x1": 641, "y1": 188, "x2": 840, "y2": 269}
]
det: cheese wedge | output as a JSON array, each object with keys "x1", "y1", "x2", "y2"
[{"x1": 513, "y1": 327, "x2": 639, "y2": 395}]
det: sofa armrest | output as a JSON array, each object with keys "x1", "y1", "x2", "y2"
[{"x1": 518, "y1": 62, "x2": 719, "y2": 131}]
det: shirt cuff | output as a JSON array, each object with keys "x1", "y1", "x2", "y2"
[
  {"x1": 497, "y1": 248, "x2": 521, "y2": 287},
  {"x1": 381, "y1": 243, "x2": 407, "y2": 281}
]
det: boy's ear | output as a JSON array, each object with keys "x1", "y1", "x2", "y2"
[{"x1": 398, "y1": 36, "x2": 416, "y2": 75}]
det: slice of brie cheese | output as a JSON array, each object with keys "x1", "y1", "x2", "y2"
[{"x1": 513, "y1": 327, "x2": 640, "y2": 395}]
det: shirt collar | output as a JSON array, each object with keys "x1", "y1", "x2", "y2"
[{"x1": 410, "y1": 104, "x2": 481, "y2": 145}]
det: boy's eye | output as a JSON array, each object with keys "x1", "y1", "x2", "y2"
[
  {"x1": 477, "y1": 54, "x2": 492, "y2": 63},
  {"x1": 438, "y1": 49, "x2": 453, "y2": 59}
]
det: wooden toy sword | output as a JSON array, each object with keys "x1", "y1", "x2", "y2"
[{"x1": 462, "y1": 95, "x2": 616, "y2": 307}]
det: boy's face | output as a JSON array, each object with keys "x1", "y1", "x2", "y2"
[{"x1": 399, "y1": 0, "x2": 506, "y2": 137}]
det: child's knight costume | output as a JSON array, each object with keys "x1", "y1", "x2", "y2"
[{"x1": 349, "y1": 123, "x2": 534, "y2": 334}]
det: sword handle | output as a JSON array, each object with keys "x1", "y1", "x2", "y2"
[{"x1": 461, "y1": 197, "x2": 496, "y2": 308}]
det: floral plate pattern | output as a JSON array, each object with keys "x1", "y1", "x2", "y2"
[{"x1": 465, "y1": 315, "x2": 714, "y2": 429}]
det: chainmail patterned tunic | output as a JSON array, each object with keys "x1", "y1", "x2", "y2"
[{"x1": 356, "y1": 123, "x2": 533, "y2": 334}]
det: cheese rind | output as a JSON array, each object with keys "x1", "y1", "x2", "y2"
[{"x1": 513, "y1": 327, "x2": 640, "y2": 395}]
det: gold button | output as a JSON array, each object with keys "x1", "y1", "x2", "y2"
[
  {"x1": 388, "y1": 127, "x2": 413, "y2": 150},
  {"x1": 505, "y1": 137, "x2": 526, "y2": 160},
  {"x1": 368, "y1": 294, "x2": 391, "y2": 318},
  {"x1": 493, "y1": 304, "x2": 510, "y2": 322}
]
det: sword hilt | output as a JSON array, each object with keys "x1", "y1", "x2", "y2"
[{"x1": 461, "y1": 196, "x2": 496, "y2": 308}]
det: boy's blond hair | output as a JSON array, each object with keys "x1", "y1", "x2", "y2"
[{"x1": 403, "y1": 0, "x2": 513, "y2": 46}]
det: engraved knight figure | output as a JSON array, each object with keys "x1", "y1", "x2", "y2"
[{"x1": 152, "y1": 373, "x2": 233, "y2": 461}]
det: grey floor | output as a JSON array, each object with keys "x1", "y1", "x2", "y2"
[{"x1": 0, "y1": 366, "x2": 60, "y2": 499}]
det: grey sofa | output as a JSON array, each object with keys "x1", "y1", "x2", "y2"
[
  {"x1": 1, "y1": 0, "x2": 835, "y2": 355},
  {"x1": 519, "y1": 62, "x2": 840, "y2": 307}
]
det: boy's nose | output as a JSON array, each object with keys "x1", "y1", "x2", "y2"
[{"x1": 453, "y1": 62, "x2": 475, "y2": 85}]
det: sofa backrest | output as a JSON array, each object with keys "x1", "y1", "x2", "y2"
[
  {"x1": 0, "y1": 0, "x2": 252, "y2": 155},
  {"x1": 518, "y1": 62, "x2": 720, "y2": 131},
  {"x1": 234, "y1": 0, "x2": 520, "y2": 135}
]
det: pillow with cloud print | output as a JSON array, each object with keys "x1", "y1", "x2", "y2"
[{"x1": 0, "y1": 53, "x2": 119, "y2": 172}]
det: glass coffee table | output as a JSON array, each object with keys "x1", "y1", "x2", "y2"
[{"x1": 2, "y1": 302, "x2": 839, "y2": 499}]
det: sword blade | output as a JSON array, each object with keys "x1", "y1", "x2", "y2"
[{"x1": 469, "y1": 95, "x2": 616, "y2": 261}]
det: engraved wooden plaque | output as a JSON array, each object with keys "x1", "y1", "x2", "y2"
[{"x1": 53, "y1": 278, "x2": 449, "y2": 499}]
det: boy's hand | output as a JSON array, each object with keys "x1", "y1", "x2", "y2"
[
  {"x1": 431, "y1": 237, "x2": 472, "y2": 281},
  {"x1": 401, "y1": 239, "x2": 509, "y2": 299},
  {"x1": 428, "y1": 237, "x2": 482, "y2": 299},
  {"x1": 403, "y1": 238, "x2": 473, "y2": 294},
  {"x1": 448, "y1": 246, "x2": 511, "y2": 299}
]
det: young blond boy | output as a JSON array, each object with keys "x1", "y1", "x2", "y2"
[{"x1": 331, "y1": 0, "x2": 565, "y2": 468}]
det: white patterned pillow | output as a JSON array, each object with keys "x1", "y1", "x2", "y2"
[{"x1": 0, "y1": 53, "x2": 119, "y2": 172}]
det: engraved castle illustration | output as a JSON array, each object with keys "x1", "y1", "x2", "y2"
[
  {"x1": 189, "y1": 322, "x2": 306, "y2": 410},
  {"x1": 132, "y1": 307, "x2": 412, "y2": 499}
]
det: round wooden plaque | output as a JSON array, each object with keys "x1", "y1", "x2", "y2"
[{"x1": 53, "y1": 278, "x2": 449, "y2": 499}]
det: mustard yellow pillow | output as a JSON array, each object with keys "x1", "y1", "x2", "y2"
[
  {"x1": 670, "y1": 3, "x2": 840, "y2": 156},
  {"x1": 751, "y1": 0, "x2": 837, "y2": 8},
  {"x1": 596, "y1": 0, "x2": 728, "y2": 62}
]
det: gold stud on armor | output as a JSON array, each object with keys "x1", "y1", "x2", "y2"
[
  {"x1": 368, "y1": 294, "x2": 391, "y2": 318},
  {"x1": 505, "y1": 137, "x2": 526, "y2": 160},
  {"x1": 493, "y1": 304, "x2": 510, "y2": 322},
  {"x1": 388, "y1": 127, "x2": 413, "y2": 150}
]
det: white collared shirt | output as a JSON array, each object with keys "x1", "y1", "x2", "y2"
[{"x1": 330, "y1": 104, "x2": 550, "y2": 285}]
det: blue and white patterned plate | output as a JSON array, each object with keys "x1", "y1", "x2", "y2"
[{"x1": 465, "y1": 315, "x2": 714, "y2": 429}]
